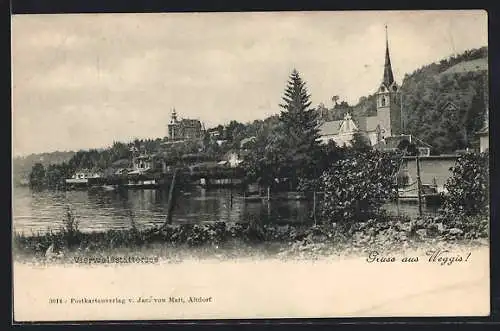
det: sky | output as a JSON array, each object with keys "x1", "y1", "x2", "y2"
[{"x1": 11, "y1": 10, "x2": 488, "y2": 156}]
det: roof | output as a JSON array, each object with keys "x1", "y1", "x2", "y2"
[
  {"x1": 128, "y1": 168, "x2": 153, "y2": 175},
  {"x1": 410, "y1": 135, "x2": 432, "y2": 148},
  {"x1": 442, "y1": 101, "x2": 458, "y2": 112},
  {"x1": 179, "y1": 119, "x2": 202, "y2": 127},
  {"x1": 161, "y1": 140, "x2": 188, "y2": 146},
  {"x1": 111, "y1": 159, "x2": 130, "y2": 168},
  {"x1": 134, "y1": 154, "x2": 154, "y2": 160},
  {"x1": 240, "y1": 136, "x2": 256, "y2": 147},
  {"x1": 375, "y1": 135, "x2": 432, "y2": 150},
  {"x1": 318, "y1": 120, "x2": 342, "y2": 136},
  {"x1": 476, "y1": 125, "x2": 489, "y2": 135},
  {"x1": 189, "y1": 161, "x2": 221, "y2": 170}
]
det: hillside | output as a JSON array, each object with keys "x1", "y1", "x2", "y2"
[
  {"x1": 318, "y1": 46, "x2": 488, "y2": 154},
  {"x1": 400, "y1": 46, "x2": 488, "y2": 154},
  {"x1": 439, "y1": 57, "x2": 488, "y2": 76},
  {"x1": 13, "y1": 151, "x2": 76, "y2": 185}
]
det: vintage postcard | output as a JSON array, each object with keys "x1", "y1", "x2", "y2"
[{"x1": 12, "y1": 10, "x2": 490, "y2": 322}]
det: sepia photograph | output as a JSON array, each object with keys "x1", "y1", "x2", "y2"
[{"x1": 12, "y1": 10, "x2": 490, "y2": 321}]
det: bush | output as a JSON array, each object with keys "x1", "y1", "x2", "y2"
[
  {"x1": 317, "y1": 150, "x2": 401, "y2": 223},
  {"x1": 13, "y1": 214, "x2": 488, "y2": 258},
  {"x1": 60, "y1": 207, "x2": 80, "y2": 248},
  {"x1": 442, "y1": 152, "x2": 489, "y2": 217}
]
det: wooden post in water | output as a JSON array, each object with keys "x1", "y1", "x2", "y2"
[
  {"x1": 165, "y1": 168, "x2": 178, "y2": 225},
  {"x1": 395, "y1": 175, "x2": 400, "y2": 217},
  {"x1": 313, "y1": 190, "x2": 317, "y2": 226},
  {"x1": 229, "y1": 168, "x2": 233, "y2": 209},
  {"x1": 416, "y1": 154, "x2": 423, "y2": 217}
]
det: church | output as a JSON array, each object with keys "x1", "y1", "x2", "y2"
[
  {"x1": 317, "y1": 27, "x2": 404, "y2": 149},
  {"x1": 166, "y1": 108, "x2": 204, "y2": 142}
]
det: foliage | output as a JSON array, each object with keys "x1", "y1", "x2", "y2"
[
  {"x1": 297, "y1": 141, "x2": 348, "y2": 193},
  {"x1": 29, "y1": 163, "x2": 46, "y2": 189},
  {"x1": 276, "y1": 69, "x2": 321, "y2": 187},
  {"x1": 442, "y1": 152, "x2": 489, "y2": 217},
  {"x1": 313, "y1": 48, "x2": 488, "y2": 154},
  {"x1": 25, "y1": 139, "x2": 165, "y2": 190},
  {"x1": 318, "y1": 150, "x2": 402, "y2": 222},
  {"x1": 60, "y1": 207, "x2": 80, "y2": 247},
  {"x1": 243, "y1": 69, "x2": 321, "y2": 189},
  {"x1": 241, "y1": 127, "x2": 281, "y2": 187},
  {"x1": 13, "y1": 213, "x2": 488, "y2": 258},
  {"x1": 411, "y1": 215, "x2": 489, "y2": 241},
  {"x1": 399, "y1": 47, "x2": 488, "y2": 154},
  {"x1": 14, "y1": 151, "x2": 75, "y2": 186},
  {"x1": 350, "y1": 132, "x2": 372, "y2": 152},
  {"x1": 162, "y1": 140, "x2": 205, "y2": 166},
  {"x1": 45, "y1": 163, "x2": 73, "y2": 189}
]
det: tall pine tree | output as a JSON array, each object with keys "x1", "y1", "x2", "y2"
[{"x1": 276, "y1": 69, "x2": 321, "y2": 188}]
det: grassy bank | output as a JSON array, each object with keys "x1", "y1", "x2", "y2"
[{"x1": 13, "y1": 211, "x2": 489, "y2": 263}]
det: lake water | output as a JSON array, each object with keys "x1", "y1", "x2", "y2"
[{"x1": 12, "y1": 186, "x2": 439, "y2": 234}]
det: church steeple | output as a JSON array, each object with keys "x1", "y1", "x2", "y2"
[
  {"x1": 382, "y1": 25, "x2": 395, "y2": 87},
  {"x1": 170, "y1": 107, "x2": 178, "y2": 123},
  {"x1": 374, "y1": 25, "x2": 401, "y2": 139}
]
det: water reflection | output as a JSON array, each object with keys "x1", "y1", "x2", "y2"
[{"x1": 13, "y1": 186, "x2": 439, "y2": 234}]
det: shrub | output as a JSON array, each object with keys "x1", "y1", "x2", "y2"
[
  {"x1": 186, "y1": 224, "x2": 210, "y2": 247},
  {"x1": 318, "y1": 150, "x2": 401, "y2": 223},
  {"x1": 442, "y1": 152, "x2": 489, "y2": 217},
  {"x1": 60, "y1": 206, "x2": 80, "y2": 247}
]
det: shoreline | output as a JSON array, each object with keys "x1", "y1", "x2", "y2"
[{"x1": 13, "y1": 213, "x2": 489, "y2": 265}]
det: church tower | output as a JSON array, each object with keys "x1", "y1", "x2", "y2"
[
  {"x1": 375, "y1": 26, "x2": 401, "y2": 139},
  {"x1": 167, "y1": 107, "x2": 179, "y2": 140}
]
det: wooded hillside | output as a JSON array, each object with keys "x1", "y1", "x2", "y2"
[{"x1": 321, "y1": 46, "x2": 488, "y2": 154}]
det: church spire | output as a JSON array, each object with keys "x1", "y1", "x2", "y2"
[
  {"x1": 383, "y1": 25, "x2": 395, "y2": 87},
  {"x1": 170, "y1": 107, "x2": 178, "y2": 123}
]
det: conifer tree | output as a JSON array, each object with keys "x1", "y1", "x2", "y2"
[{"x1": 276, "y1": 69, "x2": 321, "y2": 188}]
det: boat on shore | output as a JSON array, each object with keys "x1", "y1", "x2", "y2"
[
  {"x1": 101, "y1": 185, "x2": 117, "y2": 192},
  {"x1": 125, "y1": 179, "x2": 161, "y2": 189},
  {"x1": 65, "y1": 170, "x2": 103, "y2": 189},
  {"x1": 198, "y1": 177, "x2": 244, "y2": 189},
  {"x1": 397, "y1": 182, "x2": 444, "y2": 205}
]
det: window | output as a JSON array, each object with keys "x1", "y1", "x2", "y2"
[{"x1": 381, "y1": 97, "x2": 386, "y2": 107}]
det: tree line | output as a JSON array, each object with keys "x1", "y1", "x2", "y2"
[{"x1": 27, "y1": 46, "x2": 487, "y2": 190}]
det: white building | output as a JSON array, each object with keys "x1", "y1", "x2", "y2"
[
  {"x1": 317, "y1": 113, "x2": 359, "y2": 147},
  {"x1": 317, "y1": 26, "x2": 401, "y2": 147},
  {"x1": 477, "y1": 125, "x2": 489, "y2": 153}
]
